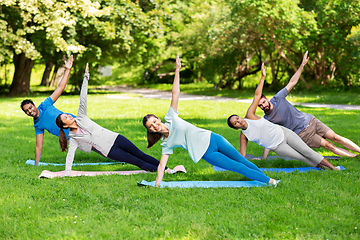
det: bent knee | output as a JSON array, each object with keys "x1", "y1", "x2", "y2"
[{"x1": 332, "y1": 134, "x2": 344, "y2": 143}]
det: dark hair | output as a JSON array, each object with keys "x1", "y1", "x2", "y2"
[
  {"x1": 261, "y1": 94, "x2": 266, "y2": 99},
  {"x1": 20, "y1": 99, "x2": 34, "y2": 112},
  {"x1": 227, "y1": 114, "x2": 238, "y2": 129},
  {"x1": 56, "y1": 114, "x2": 68, "y2": 152},
  {"x1": 142, "y1": 114, "x2": 162, "y2": 148}
]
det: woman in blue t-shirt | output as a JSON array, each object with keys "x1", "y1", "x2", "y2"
[{"x1": 143, "y1": 54, "x2": 279, "y2": 187}]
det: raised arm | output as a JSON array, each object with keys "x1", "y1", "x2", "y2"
[
  {"x1": 285, "y1": 51, "x2": 309, "y2": 92},
  {"x1": 245, "y1": 63, "x2": 266, "y2": 119},
  {"x1": 50, "y1": 55, "x2": 73, "y2": 103},
  {"x1": 155, "y1": 154, "x2": 169, "y2": 187},
  {"x1": 77, "y1": 64, "x2": 90, "y2": 117},
  {"x1": 170, "y1": 54, "x2": 181, "y2": 111}
]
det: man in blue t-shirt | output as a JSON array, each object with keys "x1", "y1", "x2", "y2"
[
  {"x1": 21, "y1": 55, "x2": 75, "y2": 165},
  {"x1": 257, "y1": 51, "x2": 360, "y2": 158}
]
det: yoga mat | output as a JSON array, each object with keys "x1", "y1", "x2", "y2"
[
  {"x1": 137, "y1": 180, "x2": 267, "y2": 188},
  {"x1": 213, "y1": 165, "x2": 346, "y2": 173},
  {"x1": 39, "y1": 170, "x2": 148, "y2": 179},
  {"x1": 245, "y1": 154, "x2": 341, "y2": 160},
  {"x1": 26, "y1": 159, "x2": 124, "y2": 166},
  {"x1": 38, "y1": 165, "x2": 185, "y2": 179}
]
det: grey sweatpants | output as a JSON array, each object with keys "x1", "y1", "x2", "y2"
[{"x1": 271, "y1": 126, "x2": 324, "y2": 167}]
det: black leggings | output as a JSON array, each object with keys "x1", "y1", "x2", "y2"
[{"x1": 107, "y1": 135, "x2": 164, "y2": 172}]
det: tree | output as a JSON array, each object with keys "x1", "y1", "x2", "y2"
[
  {"x1": 300, "y1": 0, "x2": 360, "y2": 87},
  {"x1": 0, "y1": 0, "x2": 107, "y2": 96}
]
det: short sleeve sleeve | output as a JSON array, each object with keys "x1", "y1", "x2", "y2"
[
  {"x1": 162, "y1": 146, "x2": 173, "y2": 155},
  {"x1": 41, "y1": 97, "x2": 55, "y2": 108},
  {"x1": 35, "y1": 128, "x2": 45, "y2": 135},
  {"x1": 273, "y1": 87, "x2": 289, "y2": 99},
  {"x1": 164, "y1": 106, "x2": 179, "y2": 121}
]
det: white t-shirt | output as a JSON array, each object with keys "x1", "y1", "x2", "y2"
[
  {"x1": 161, "y1": 107, "x2": 211, "y2": 162},
  {"x1": 242, "y1": 118, "x2": 284, "y2": 149}
]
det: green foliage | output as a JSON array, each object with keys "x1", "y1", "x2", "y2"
[
  {"x1": 300, "y1": 0, "x2": 360, "y2": 86},
  {"x1": 141, "y1": 0, "x2": 360, "y2": 90},
  {"x1": 1, "y1": 94, "x2": 360, "y2": 238},
  {"x1": 67, "y1": 0, "x2": 170, "y2": 89},
  {"x1": 0, "y1": 0, "x2": 170, "y2": 93},
  {"x1": 2, "y1": 0, "x2": 360, "y2": 94}
]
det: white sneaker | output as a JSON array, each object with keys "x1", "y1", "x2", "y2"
[
  {"x1": 167, "y1": 165, "x2": 187, "y2": 174},
  {"x1": 335, "y1": 166, "x2": 341, "y2": 170},
  {"x1": 271, "y1": 180, "x2": 280, "y2": 188}
]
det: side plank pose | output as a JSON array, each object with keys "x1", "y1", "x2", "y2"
[
  {"x1": 143, "y1": 54, "x2": 279, "y2": 187},
  {"x1": 56, "y1": 64, "x2": 184, "y2": 176},
  {"x1": 258, "y1": 51, "x2": 360, "y2": 157},
  {"x1": 21, "y1": 55, "x2": 75, "y2": 165},
  {"x1": 227, "y1": 62, "x2": 338, "y2": 170}
]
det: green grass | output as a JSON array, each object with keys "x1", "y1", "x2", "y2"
[{"x1": 0, "y1": 93, "x2": 359, "y2": 239}]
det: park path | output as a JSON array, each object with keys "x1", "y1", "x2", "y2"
[{"x1": 97, "y1": 85, "x2": 360, "y2": 111}]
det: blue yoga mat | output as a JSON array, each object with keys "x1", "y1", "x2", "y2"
[
  {"x1": 213, "y1": 165, "x2": 346, "y2": 173},
  {"x1": 26, "y1": 159, "x2": 124, "y2": 166},
  {"x1": 245, "y1": 154, "x2": 340, "y2": 160},
  {"x1": 137, "y1": 180, "x2": 267, "y2": 188}
]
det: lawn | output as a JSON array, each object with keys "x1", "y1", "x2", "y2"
[{"x1": 0, "y1": 93, "x2": 359, "y2": 239}]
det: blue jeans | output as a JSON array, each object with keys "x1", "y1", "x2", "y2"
[{"x1": 202, "y1": 132, "x2": 270, "y2": 183}]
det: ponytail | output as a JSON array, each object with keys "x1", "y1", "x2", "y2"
[
  {"x1": 58, "y1": 128, "x2": 68, "y2": 152},
  {"x1": 143, "y1": 114, "x2": 162, "y2": 148},
  {"x1": 146, "y1": 131, "x2": 162, "y2": 148},
  {"x1": 56, "y1": 114, "x2": 68, "y2": 152}
]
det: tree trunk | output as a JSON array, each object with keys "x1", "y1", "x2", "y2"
[
  {"x1": 40, "y1": 61, "x2": 54, "y2": 86},
  {"x1": 269, "y1": 52, "x2": 277, "y2": 87},
  {"x1": 50, "y1": 65, "x2": 66, "y2": 88},
  {"x1": 8, "y1": 52, "x2": 35, "y2": 96},
  {"x1": 49, "y1": 64, "x2": 59, "y2": 88}
]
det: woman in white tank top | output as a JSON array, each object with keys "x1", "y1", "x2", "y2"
[{"x1": 227, "y1": 63, "x2": 338, "y2": 170}]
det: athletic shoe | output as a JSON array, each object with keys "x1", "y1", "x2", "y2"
[
  {"x1": 167, "y1": 165, "x2": 187, "y2": 174},
  {"x1": 271, "y1": 179, "x2": 280, "y2": 188},
  {"x1": 167, "y1": 169, "x2": 176, "y2": 174}
]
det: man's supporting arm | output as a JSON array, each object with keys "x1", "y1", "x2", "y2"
[{"x1": 35, "y1": 133, "x2": 44, "y2": 166}]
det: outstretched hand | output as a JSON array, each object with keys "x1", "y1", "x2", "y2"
[
  {"x1": 85, "y1": 63, "x2": 89, "y2": 74},
  {"x1": 301, "y1": 51, "x2": 309, "y2": 66},
  {"x1": 261, "y1": 62, "x2": 266, "y2": 77},
  {"x1": 65, "y1": 55, "x2": 73, "y2": 70},
  {"x1": 175, "y1": 53, "x2": 181, "y2": 71}
]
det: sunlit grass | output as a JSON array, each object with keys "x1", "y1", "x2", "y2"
[{"x1": 0, "y1": 94, "x2": 359, "y2": 239}]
